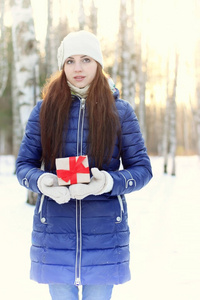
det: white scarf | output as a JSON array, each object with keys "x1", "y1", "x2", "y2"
[
  {"x1": 67, "y1": 76, "x2": 117, "y2": 98},
  {"x1": 67, "y1": 81, "x2": 90, "y2": 98}
]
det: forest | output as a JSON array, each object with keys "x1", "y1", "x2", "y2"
[{"x1": 0, "y1": 0, "x2": 200, "y2": 176}]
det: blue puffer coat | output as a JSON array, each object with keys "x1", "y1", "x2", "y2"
[{"x1": 16, "y1": 89, "x2": 152, "y2": 286}]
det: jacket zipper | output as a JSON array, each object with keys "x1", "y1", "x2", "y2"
[
  {"x1": 77, "y1": 98, "x2": 86, "y2": 155},
  {"x1": 75, "y1": 199, "x2": 82, "y2": 285},
  {"x1": 74, "y1": 97, "x2": 86, "y2": 286}
]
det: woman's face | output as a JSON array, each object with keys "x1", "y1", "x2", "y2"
[{"x1": 64, "y1": 55, "x2": 98, "y2": 88}]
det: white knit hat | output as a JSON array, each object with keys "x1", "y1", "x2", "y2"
[{"x1": 57, "y1": 30, "x2": 104, "y2": 70}]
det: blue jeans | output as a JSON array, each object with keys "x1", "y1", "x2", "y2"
[{"x1": 49, "y1": 284, "x2": 113, "y2": 300}]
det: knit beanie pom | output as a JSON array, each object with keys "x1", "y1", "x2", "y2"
[{"x1": 57, "y1": 30, "x2": 104, "y2": 70}]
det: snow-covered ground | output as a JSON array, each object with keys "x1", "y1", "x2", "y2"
[{"x1": 0, "y1": 155, "x2": 200, "y2": 300}]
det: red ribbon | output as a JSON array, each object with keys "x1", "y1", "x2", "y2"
[{"x1": 57, "y1": 156, "x2": 89, "y2": 184}]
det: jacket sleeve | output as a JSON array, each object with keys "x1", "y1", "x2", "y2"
[
  {"x1": 109, "y1": 100, "x2": 152, "y2": 196},
  {"x1": 16, "y1": 101, "x2": 45, "y2": 194}
]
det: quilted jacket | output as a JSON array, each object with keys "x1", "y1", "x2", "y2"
[{"x1": 16, "y1": 89, "x2": 152, "y2": 285}]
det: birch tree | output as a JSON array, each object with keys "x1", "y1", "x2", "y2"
[
  {"x1": 169, "y1": 53, "x2": 178, "y2": 176},
  {"x1": 137, "y1": 45, "x2": 147, "y2": 141},
  {"x1": 0, "y1": 0, "x2": 8, "y2": 97},
  {"x1": 194, "y1": 48, "x2": 200, "y2": 156},
  {"x1": 163, "y1": 58, "x2": 171, "y2": 173},
  {"x1": 194, "y1": 0, "x2": 200, "y2": 156},
  {"x1": 45, "y1": 1, "x2": 69, "y2": 76},
  {"x1": 45, "y1": 0, "x2": 58, "y2": 76},
  {"x1": 119, "y1": 0, "x2": 130, "y2": 100},
  {"x1": 79, "y1": 0, "x2": 85, "y2": 30},
  {"x1": 134, "y1": 0, "x2": 148, "y2": 141},
  {"x1": 11, "y1": 0, "x2": 40, "y2": 127},
  {"x1": 128, "y1": 0, "x2": 137, "y2": 108},
  {"x1": 195, "y1": 84, "x2": 200, "y2": 156},
  {"x1": 118, "y1": 0, "x2": 137, "y2": 107},
  {"x1": 57, "y1": 0, "x2": 69, "y2": 40},
  {"x1": 89, "y1": 0, "x2": 98, "y2": 35},
  {"x1": 45, "y1": 0, "x2": 64, "y2": 75},
  {"x1": 0, "y1": 0, "x2": 10, "y2": 154},
  {"x1": 78, "y1": 0, "x2": 97, "y2": 34},
  {"x1": 163, "y1": 52, "x2": 179, "y2": 175},
  {"x1": 11, "y1": 0, "x2": 40, "y2": 204}
]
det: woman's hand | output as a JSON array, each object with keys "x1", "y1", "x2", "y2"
[
  {"x1": 37, "y1": 173, "x2": 71, "y2": 204},
  {"x1": 69, "y1": 168, "x2": 113, "y2": 200}
]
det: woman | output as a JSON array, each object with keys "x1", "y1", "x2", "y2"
[{"x1": 16, "y1": 30, "x2": 152, "y2": 300}]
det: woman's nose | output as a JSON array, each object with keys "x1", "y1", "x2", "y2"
[{"x1": 74, "y1": 62, "x2": 82, "y2": 72}]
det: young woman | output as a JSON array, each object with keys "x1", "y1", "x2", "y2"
[{"x1": 16, "y1": 30, "x2": 152, "y2": 300}]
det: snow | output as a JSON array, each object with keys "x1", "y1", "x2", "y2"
[{"x1": 0, "y1": 155, "x2": 200, "y2": 300}]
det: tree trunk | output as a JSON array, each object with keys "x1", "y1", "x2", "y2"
[
  {"x1": 79, "y1": 0, "x2": 85, "y2": 30},
  {"x1": 162, "y1": 53, "x2": 178, "y2": 175},
  {"x1": 195, "y1": 34, "x2": 200, "y2": 156},
  {"x1": 11, "y1": 0, "x2": 40, "y2": 203},
  {"x1": 169, "y1": 53, "x2": 178, "y2": 176},
  {"x1": 183, "y1": 104, "x2": 190, "y2": 154},
  {"x1": 11, "y1": 0, "x2": 40, "y2": 131},
  {"x1": 89, "y1": 0, "x2": 98, "y2": 35},
  {"x1": 119, "y1": 0, "x2": 130, "y2": 100},
  {"x1": 0, "y1": 0, "x2": 9, "y2": 97},
  {"x1": 113, "y1": 0, "x2": 136, "y2": 107},
  {"x1": 138, "y1": 57, "x2": 146, "y2": 141},
  {"x1": 128, "y1": 0, "x2": 136, "y2": 108},
  {"x1": 11, "y1": 61, "x2": 23, "y2": 157},
  {"x1": 45, "y1": 0, "x2": 54, "y2": 76},
  {"x1": 163, "y1": 58, "x2": 170, "y2": 174},
  {"x1": 195, "y1": 85, "x2": 200, "y2": 156}
]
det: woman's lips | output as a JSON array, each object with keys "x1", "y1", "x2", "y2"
[{"x1": 74, "y1": 76, "x2": 85, "y2": 81}]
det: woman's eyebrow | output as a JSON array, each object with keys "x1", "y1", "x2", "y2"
[{"x1": 67, "y1": 55, "x2": 88, "y2": 59}]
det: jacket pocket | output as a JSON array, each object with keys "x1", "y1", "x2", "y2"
[
  {"x1": 115, "y1": 195, "x2": 124, "y2": 223},
  {"x1": 38, "y1": 194, "x2": 47, "y2": 224}
]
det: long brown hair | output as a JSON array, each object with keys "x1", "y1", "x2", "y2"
[{"x1": 40, "y1": 63, "x2": 121, "y2": 170}]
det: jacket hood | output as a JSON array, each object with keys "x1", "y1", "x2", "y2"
[
  {"x1": 113, "y1": 87, "x2": 120, "y2": 100},
  {"x1": 107, "y1": 76, "x2": 120, "y2": 100}
]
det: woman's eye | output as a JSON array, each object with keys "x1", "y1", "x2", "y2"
[
  {"x1": 66, "y1": 60, "x2": 74, "y2": 64},
  {"x1": 83, "y1": 58, "x2": 90, "y2": 63}
]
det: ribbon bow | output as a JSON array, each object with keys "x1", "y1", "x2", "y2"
[{"x1": 57, "y1": 156, "x2": 89, "y2": 185}]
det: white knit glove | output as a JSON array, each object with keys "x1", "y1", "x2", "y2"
[
  {"x1": 37, "y1": 173, "x2": 70, "y2": 204},
  {"x1": 69, "y1": 168, "x2": 113, "y2": 200}
]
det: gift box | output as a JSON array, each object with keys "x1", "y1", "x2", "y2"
[{"x1": 56, "y1": 156, "x2": 90, "y2": 185}]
